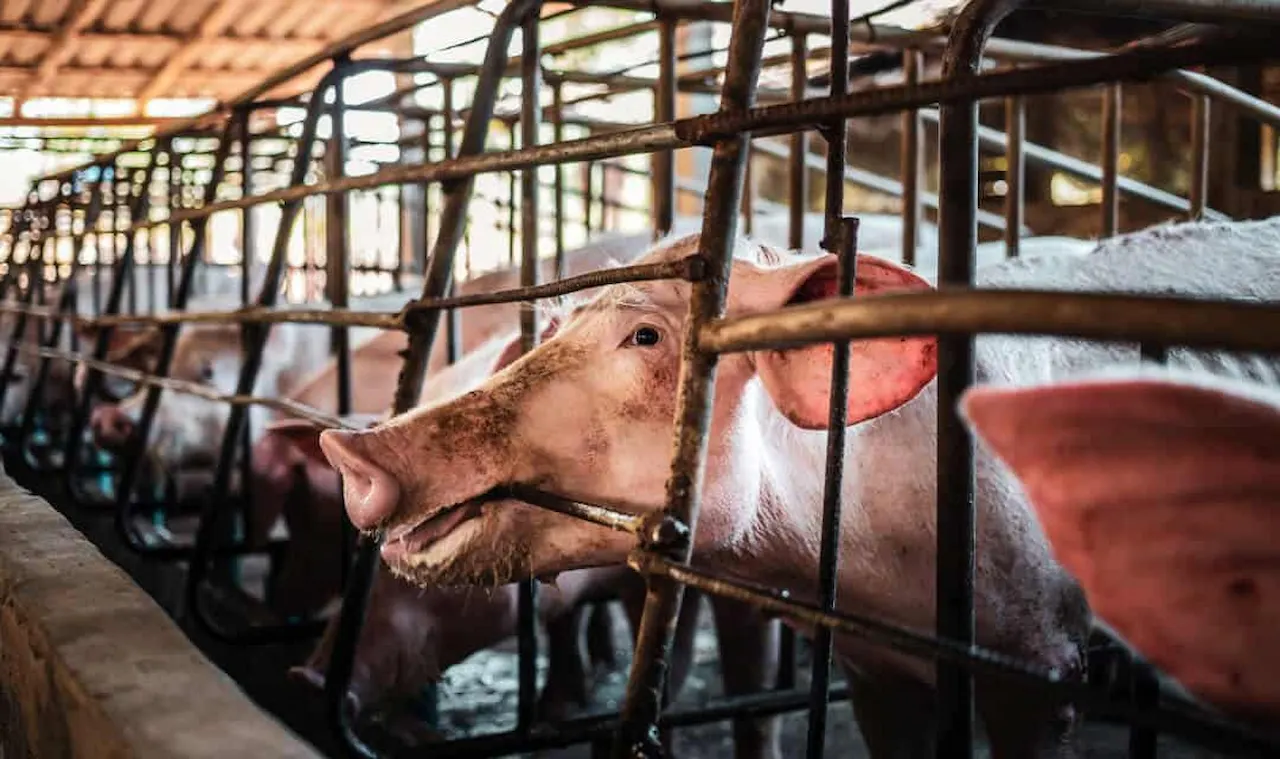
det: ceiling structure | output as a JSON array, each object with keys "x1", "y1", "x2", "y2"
[{"x1": 0, "y1": 0, "x2": 423, "y2": 114}]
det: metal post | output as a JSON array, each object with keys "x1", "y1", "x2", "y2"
[
  {"x1": 902, "y1": 50, "x2": 924, "y2": 267},
  {"x1": 169, "y1": 149, "x2": 181, "y2": 306},
  {"x1": 806, "y1": 0, "x2": 851, "y2": 754},
  {"x1": 326, "y1": 59, "x2": 354, "y2": 419},
  {"x1": 936, "y1": 1, "x2": 1024, "y2": 755},
  {"x1": 1003, "y1": 93, "x2": 1025, "y2": 255},
  {"x1": 440, "y1": 79, "x2": 462, "y2": 365},
  {"x1": 517, "y1": 12, "x2": 542, "y2": 733},
  {"x1": 238, "y1": 108, "x2": 257, "y2": 562},
  {"x1": 613, "y1": 0, "x2": 773, "y2": 755},
  {"x1": 1101, "y1": 84, "x2": 1122, "y2": 237},
  {"x1": 1190, "y1": 94, "x2": 1210, "y2": 219},
  {"x1": 654, "y1": 19, "x2": 677, "y2": 239},
  {"x1": 553, "y1": 79, "x2": 568, "y2": 279}
]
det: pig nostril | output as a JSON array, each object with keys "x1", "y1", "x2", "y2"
[{"x1": 319, "y1": 429, "x2": 401, "y2": 531}]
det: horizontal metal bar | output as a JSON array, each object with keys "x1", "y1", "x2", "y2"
[
  {"x1": 3, "y1": 340, "x2": 349, "y2": 430},
  {"x1": 698, "y1": 290, "x2": 1280, "y2": 355},
  {"x1": 633, "y1": 554, "x2": 1280, "y2": 756},
  {"x1": 917, "y1": 108, "x2": 1227, "y2": 220},
  {"x1": 122, "y1": 36, "x2": 1275, "y2": 229},
  {"x1": 503, "y1": 483, "x2": 646, "y2": 535},
  {"x1": 0, "y1": 256, "x2": 703, "y2": 332}
]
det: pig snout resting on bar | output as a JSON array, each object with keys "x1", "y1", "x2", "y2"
[
  {"x1": 318, "y1": 216, "x2": 1280, "y2": 758},
  {"x1": 961, "y1": 365, "x2": 1280, "y2": 730}
]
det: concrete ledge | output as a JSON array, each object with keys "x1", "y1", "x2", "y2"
[{"x1": 0, "y1": 461, "x2": 320, "y2": 759}]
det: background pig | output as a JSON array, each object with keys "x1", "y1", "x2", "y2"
[
  {"x1": 320, "y1": 216, "x2": 1280, "y2": 758},
  {"x1": 961, "y1": 365, "x2": 1280, "y2": 728}
]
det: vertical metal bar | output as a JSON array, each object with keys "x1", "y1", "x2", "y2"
[
  {"x1": 1003, "y1": 93, "x2": 1025, "y2": 256},
  {"x1": 62, "y1": 150, "x2": 162, "y2": 497},
  {"x1": 168, "y1": 150, "x2": 181, "y2": 306},
  {"x1": 552, "y1": 79, "x2": 568, "y2": 279},
  {"x1": 613, "y1": 0, "x2": 772, "y2": 755},
  {"x1": 517, "y1": 12, "x2": 542, "y2": 734},
  {"x1": 654, "y1": 18, "x2": 677, "y2": 240},
  {"x1": 326, "y1": 59, "x2": 353, "y2": 419},
  {"x1": 440, "y1": 80, "x2": 462, "y2": 365},
  {"x1": 186, "y1": 66, "x2": 341, "y2": 643},
  {"x1": 1101, "y1": 84, "x2": 1122, "y2": 238},
  {"x1": 583, "y1": 160, "x2": 594, "y2": 235},
  {"x1": 937, "y1": 3, "x2": 1021, "y2": 757},
  {"x1": 777, "y1": 27, "x2": 809, "y2": 694},
  {"x1": 902, "y1": 50, "x2": 924, "y2": 267},
  {"x1": 508, "y1": 121, "x2": 518, "y2": 266},
  {"x1": 806, "y1": 1, "x2": 851, "y2": 755},
  {"x1": 1190, "y1": 94, "x2": 1210, "y2": 220},
  {"x1": 238, "y1": 109, "x2": 257, "y2": 556},
  {"x1": 17, "y1": 178, "x2": 105, "y2": 447},
  {"x1": 109, "y1": 128, "x2": 234, "y2": 551},
  {"x1": 741, "y1": 149, "x2": 754, "y2": 237},
  {"x1": 329, "y1": 4, "x2": 552, "y2": 750}
]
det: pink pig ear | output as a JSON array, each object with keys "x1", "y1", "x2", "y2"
[
  {"x1": 493, "y1": 316, "x2": 562, "y2": 373},
  {"x1": 961, "y1": 376, "x2": 1280, "y2": 720},
  {"x1": 747, "y1": 252, "x2": 937, "y2": 428}
]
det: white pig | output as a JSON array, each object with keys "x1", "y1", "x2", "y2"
[{"x1": 317, "y1": 215, "x2": 1280, "y2": 757}]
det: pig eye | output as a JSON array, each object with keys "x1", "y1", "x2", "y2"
[
  {"x1": 198, "y1": 363, "x2": 215, "y2": 382},
  {"x1": 628, "y1": 326, "x2": 662, "y2": 347}
]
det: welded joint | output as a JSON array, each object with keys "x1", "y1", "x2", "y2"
[{"x1": 637, "y1": 510, "x2": 691, "y2": 555}]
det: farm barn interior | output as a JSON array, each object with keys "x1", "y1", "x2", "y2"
[{"x1": 0, "y1": 0, "x2": 1278, "y2": 757}]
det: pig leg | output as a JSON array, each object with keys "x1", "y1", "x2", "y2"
[
  {"x1": 708, "y1": 595, "x2": 782, "y2": 759},
  {"x1": 536, "y1": 606, "x2": 592, "y2": 723},
  {"x1": 844, "y1": 664, "x2": 936, "y2": 759}
]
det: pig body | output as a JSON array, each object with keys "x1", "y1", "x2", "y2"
[
  {"x1": 961, "y1": 365, "x2": 1280, "y2": 729},
  {"x1": 320, "y1": 216, "x2": 1280, "y2": 757}
]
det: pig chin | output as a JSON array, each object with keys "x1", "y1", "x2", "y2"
[{"x1": 382, "y1": 502, "x2": 534, "y2": 589}]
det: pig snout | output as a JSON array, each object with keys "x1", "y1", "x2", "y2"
[
  {"x1": 90, "y1": 405, "x2": 135, "y2": 450},
  {"x1": 319, "y1": 428, "x2": 401, "y2": 530}
]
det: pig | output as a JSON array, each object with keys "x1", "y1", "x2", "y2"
[
  {"x1": 317, "y1": 215, "x2": 1280, "y2": 757},
  {"x1": 960, "y1": 365, "x2": 1280, "y2": 729},
  {"x1": 266, "y1": 329, "x2": 782, "y2": 758}
]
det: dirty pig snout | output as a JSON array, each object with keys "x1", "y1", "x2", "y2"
[{"x1": 320, "y1": 428, "x2": 402, "y2": 531}]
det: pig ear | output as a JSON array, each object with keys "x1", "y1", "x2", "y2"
[
  {"x1": 746, "y1": 252, "x2": 937, "y2": 429},
  {"x1": 961, "y1": 377, "x2": 1280, "y2": 716},
  {"x1": 493, "y1": 317, "x2": 561, "y2": 373}
]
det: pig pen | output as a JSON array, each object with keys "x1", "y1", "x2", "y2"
[{"x1": 0, "y1": 0, "x2": 1279, "y2": 758}]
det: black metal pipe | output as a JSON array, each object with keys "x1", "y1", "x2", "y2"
[
  {"x1": 516, "y1": 12, "x2": 542, "y2": 733},
  {"x1": 1101, "y1": 84, "x2": 1122, "y2": 237},
  {"x1": 653, "y1": 18, "x2": 677, "y2": 239},
  {"x1": 552, "y1": 80, "x2": 567, "y2": 279},
  {"x1": 1003, "y1": 92, "x2": 1024, "y2": 255},
  {"x1": 184, "y1": 62, "x2": 343, "y2": 644},
  {"x1": 61, "y1": 153, "x2": 162, "y2": 511},
  {"x1": 611, "y1": 0, "x2": 773, "y2": 756},
  {"x1": 901, "y1": 49, "x2": 924, "y2": 267}
]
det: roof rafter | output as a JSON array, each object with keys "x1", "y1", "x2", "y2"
[
  {"x1": 137, "y1": 0, "x2": 247, "y2": 105},
  {"x1": 20, "y1": 0, "x2": 112, "y2": 101}
]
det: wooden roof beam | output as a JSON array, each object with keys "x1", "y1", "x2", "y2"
[
  {"x1": 136, "y1": 0, "x2": 247, "y2": 106},
  {"x1": 20, "y1": 0, "x2": 111, "y2": 101}
]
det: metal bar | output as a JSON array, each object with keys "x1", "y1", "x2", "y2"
[
  {"x1": 1003, "y1": 93, "x2": 1025, "y2": 255},
  {"x1": 788, "y1": 32, "x2": 809, "y2": 256},
  {"x1": 107, "y1": 122, "x2": 236, "y2": 556},
  {"x1": 185, "y1": 62, "x2": 341, "y2": 644},
  {"x1": 327, "y1": 58, "x2": 354, "y2": 419},
  {"x1": 1101, "y1": 84, "x2": 1122, "y2": 237},
  {"x1": 1190, "y1": 94, "x2": 1210, "y2": 219},
  {"x1": 145, "y1": 34, "x2": 1276, "y2": 230},
  {"x1": 552, "y1": 80, "x2": 567, "y2": 279},
  {"x1": 653, "y1": 19, "x2": 677, "y2": 239},
  {"x1": 902, "y1": 49, "x2": 924, "y2": 266},
  {"x1": 516, "y1": 11, "x2": 542, "y2": 734},
  {"x1": 168, "y1": 152, "x2": 181, "y2": 306},
  {"x1": 237, "y1": 108, "x2": 257, "y2": 577},
  {"x1": 806, "y1": 0, "x2": 852, "y2": 749},
  {"x1": 700, "y1": 289, "x2": 1280, "y2": 354},
  {"x1": 440, "y1": 79, "x2": 462, "y2": 366},
  {"x1": 60, "y1": 153, "x2": 161, "y2": 507},
  {"x1": 936, "y1": 3, "x2": 1020, "y2": 754},
  {"x1": 613, "y1": 0, "x2": 773, "y2": 755}
]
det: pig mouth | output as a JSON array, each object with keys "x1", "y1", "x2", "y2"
[{"x1": 381, "y1": 496, "x2": 488, "y2": 563}]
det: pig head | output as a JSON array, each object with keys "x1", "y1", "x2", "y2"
[
  {"x1": 319, "y1": 232, "x2": 937, "y2": 589},
  {"x1": 961, "y1": 366, "x2": 1280, "y2": 727}
]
